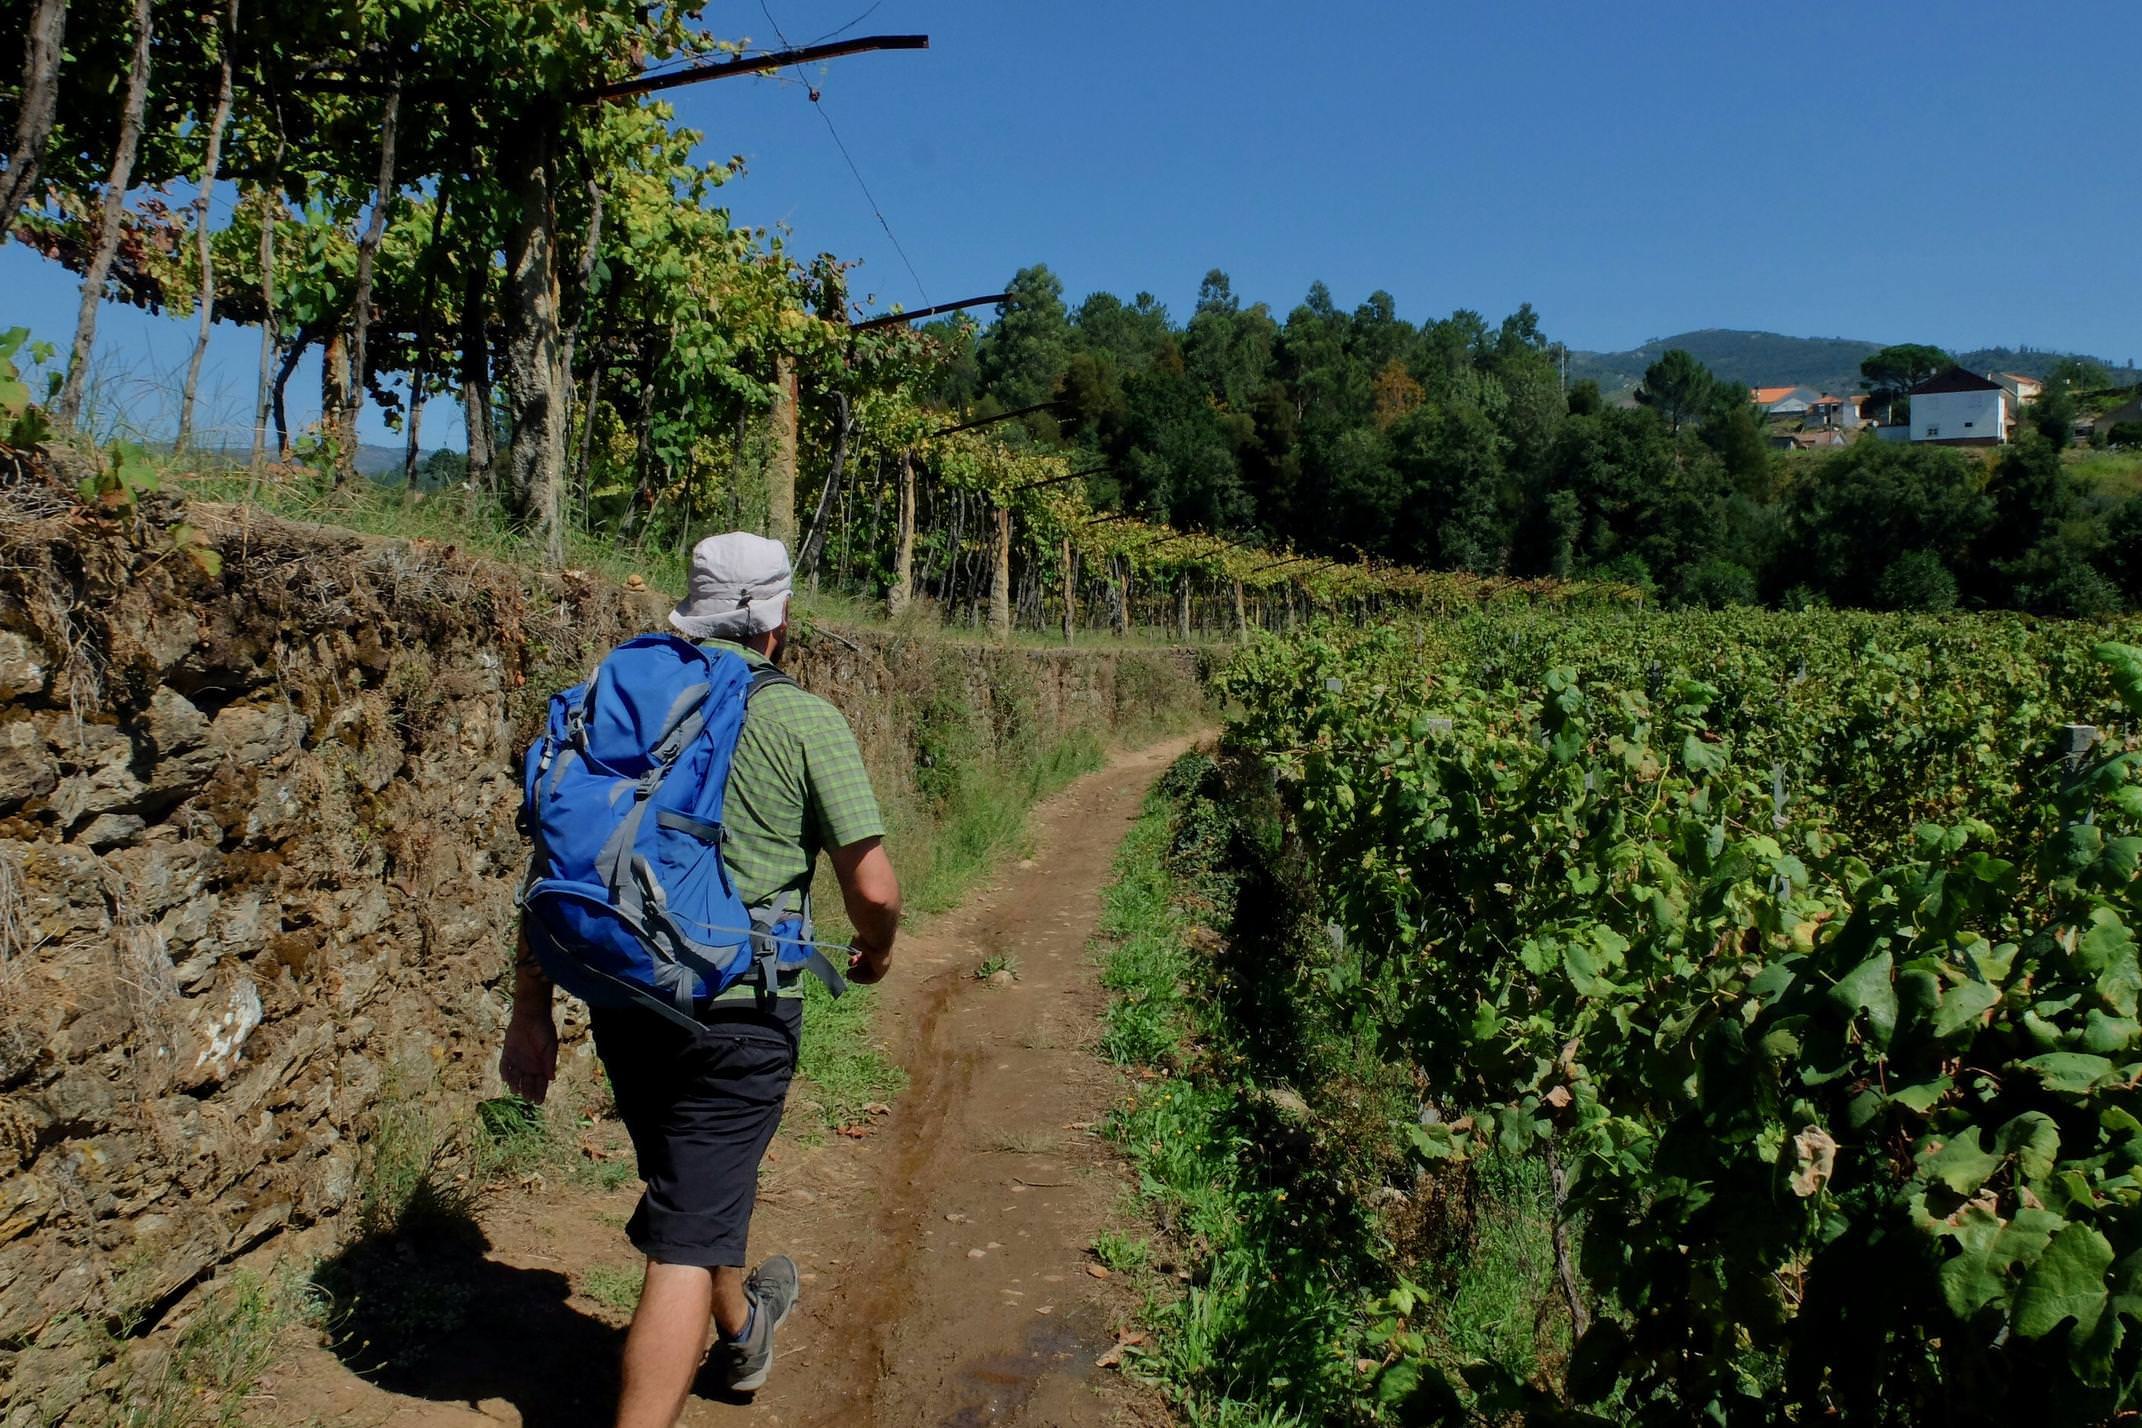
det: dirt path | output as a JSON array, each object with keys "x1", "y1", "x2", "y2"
[{"x1": 264, "y1": 734, "x2": 1198, "y2": 1428}]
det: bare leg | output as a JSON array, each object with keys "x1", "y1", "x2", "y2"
[
  {"x1": 615, "y1": 1261, "x2": 713, "y2": 1428},
  {"x1": 710, "y1": 1264, "x2": 749, "y2": 1338}
]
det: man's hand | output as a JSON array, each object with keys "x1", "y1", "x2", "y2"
[
  {"x1": 847, "y1": 936, "x2": 893, "y2": 986},
  {"x1": 500, "y1": 1008, "x2": 559, "y2": 1103},
  {"x1": 830, "y1": 837, "x2": 901, "y2": 987}
]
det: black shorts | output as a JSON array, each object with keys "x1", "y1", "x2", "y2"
[{"x1": 588, "y1": 998, "x2": 803, "y2": 1268}]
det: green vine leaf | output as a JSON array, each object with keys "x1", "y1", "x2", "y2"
[{"x1": 2015, "y1": 1222, "x2": 2115, "y2": 1343}]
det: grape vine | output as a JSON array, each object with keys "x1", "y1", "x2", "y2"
[{"x1": 1216, "y1": 609, "x2": 2142, "y2": 1422}]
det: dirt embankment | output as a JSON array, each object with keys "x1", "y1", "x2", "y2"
[{"x1": 0, "y1": 490, "x2": 1200, "y2": 1419}]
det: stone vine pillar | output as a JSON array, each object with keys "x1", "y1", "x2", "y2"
[
  {"x1": 988, "y1": 505, "x2": 1012, "y2": 642},
  {"x1": 888, "y1": 450, "x2": 916, "y2": 616},
  {"x1": 1060, "y1": 537, "x2": 1076, "y2": 646},
  {"x1": 768, "y1": 353, "x2": 798, "y2": 548}
]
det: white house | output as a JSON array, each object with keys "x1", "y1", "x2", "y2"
[{"x1": 1908, "y1": 367, "x2": 2010, "y2": 446}]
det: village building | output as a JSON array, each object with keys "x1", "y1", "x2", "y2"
[
  {"x1": 1908, "y1": 366, "x2": 2012, "y2": 446},
  {"x1": 1991, "y1": 372, "x2": 2044, "y2": 408},
  {"x1": 1750, "y1": 384, "x2": 1820, "y2": 418},
  {"x1": 1806, "y1": 394, "x2": 1868, "y2": 429}
]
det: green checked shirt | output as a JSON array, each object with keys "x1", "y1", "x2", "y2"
[{"x1": 708, "y1": 640, "x2": 885, "y2": 912}]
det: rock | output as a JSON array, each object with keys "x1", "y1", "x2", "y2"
[
  {"x1": 47, "y1": 724, "x2": 147, "y2": 830},
  {"x1": 30, "y1": 1068, "x2": 119, "y2": 1140},
  {"x1": 1259, "y1": 1085, "x2": 1311, "y2": 1119},
  {"x1": 109, "y1": 587, "x2": 203, "y2": 675},
  {"x1": 207, "y1": 702, "x2": 303, "y2": 768},
  {"x1": 0, "y1": 717, "x2": 57, "y2": 812},
  {"x1": 177, "y1": 977, "x2": 264, "y2": 1091},
  {"x1": 139, "y1": 688, "x2": 219, "y2": 806},
  {"x1": 309, "y1": 1146, "x2": 356, "y2": 1217},
  {"x1": 0, "y1": 1097, "x2": 36, "y2": 1173},
  {"x1": 106, "y1": 839, "x2": 220, "y2": 919},
  {"x1": 0, "y1": 631, "x2": 47, "y2": 700},
  {"x1": 162, "y1": 893, "x2": 229, "y2": 965},
  {"x1": 238, "y1": 775, "x2": 304, "y2": 842},
  {"x1": 75, "y1": 814, "x2": 147, "y2": 850},
  {"x1": 0, "y1": 1014, "x2": 43, "y2": 1087},
  {"x1": 16, "y1": 842, "x2": 110, "y2": 943}
]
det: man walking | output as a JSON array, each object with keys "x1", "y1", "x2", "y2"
[{"x1": 500, "y1": 532, "x2": 902, "y2": 1426}]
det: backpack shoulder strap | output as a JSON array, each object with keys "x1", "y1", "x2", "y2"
[{"x1": 745, "y1": 663, "x2": 798, "y2": 701}]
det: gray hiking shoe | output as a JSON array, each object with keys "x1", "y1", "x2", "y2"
[{"x1": 717, "y1": 1255, "x2": 799, "y2": 1393}]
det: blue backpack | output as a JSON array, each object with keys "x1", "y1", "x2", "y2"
[{"x1": 519, "y1": 634, "x2": 847, "y2": 1029}]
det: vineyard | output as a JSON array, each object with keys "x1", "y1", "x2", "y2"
[{"x1": 1103, "y1": 608, "x2": 2142, "y2": 1426}]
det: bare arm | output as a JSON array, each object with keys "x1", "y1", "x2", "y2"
[
  {"x1": 500, "y1": 924, "x2": 559, "y2": 1102},
  {"x1": 829, "y1": 836, "x2": 901, "y2": 984}
]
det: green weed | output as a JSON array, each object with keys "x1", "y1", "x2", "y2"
[
  {"x1": 472, "y1": 1094, "x2": 551, "y2": 1181},
  {"x1": 1425, "y1": 1150, "x2": 1566, "y2": 1379},
  {"x1": 791, "y1": 727, "x2": 1117, "y2": 1131},
  {"x1": 898, "y1": 729, "x2": 1106, "y2": 918},
  {"x1": 972, "y1": 952, "x2": 1019, "y2": 981},
  {"x1": 581, "y1": 1265, "x2": 644, "y2": 1315},
  {"x1": 351, "y1": 1074, "x2": 478, "y2": 1241},
  {"x1": 108, "y1": 1272, "x2": 296, "y2": 1428},
  {"x1": 1091, "y1": 1230, "x2": 1150, "y2": 1274},
  {"x1": 573, "y1": 1154, "x2": 639, "y2": 1193},
  {"x1": 793, "y1": 977, "x2": 906, "y2": 1130}
]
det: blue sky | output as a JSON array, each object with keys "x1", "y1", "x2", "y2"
[{"x1": 7, "y1": 0, "x2": 2138, "y2": 449}]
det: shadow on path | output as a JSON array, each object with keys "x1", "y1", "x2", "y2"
[{"x1": 312, "y1": 1210, "x2": 624, "y2": 1428}]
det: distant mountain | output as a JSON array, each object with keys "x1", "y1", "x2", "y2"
[
  {"x1": 354, "y1": 443, "x2": 407, "y2": 478},
  {"x1": 1569, "y1": 328, "x2": 2140, "y2": 399}
]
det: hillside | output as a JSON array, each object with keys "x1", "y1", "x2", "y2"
[{"x1": 1570, "y1": 327, "x2": 2140, "y2": 397}]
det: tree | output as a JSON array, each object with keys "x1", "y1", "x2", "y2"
[
  {"x1": 2032, "y1": 381, "x2": 2076, "y2": 447},
  {"x1": 1680, "y1": 557, "x2": 1757, "y2": 608},
  {"x1": 51, "y1": 0, "x2": 153, "y2": 427},
  {"x1": 1783, "y1": 441, "x2": 1992, "y2": 606},
  {"x1": 0, "y1": 0, "x2": 67, "y2": 243},
  {"x1": 2047, "y1": 356, "x2": 2111, "y2": 392},
  {"x1": 975, "y1": 264, "x2": 1069, "y2": 414},
  {"x1": 1634, "y1": 349, "x2": 1721, "y2": 435},
  {"x1": 1873, "y1": 550, "x2": 1959, "y2": 612},
  {"x1": 1860, "y1": 344, "x2": 1954, "y2": 423}
]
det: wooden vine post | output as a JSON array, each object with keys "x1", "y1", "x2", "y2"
[
  {"x1": 988, "y1": 505, "x2": 1013, "y2": 642},
  {"x1": 888, "y1": 450, "x2": 916, "y2": 615},
  {"x1": 1233, "y1": 580, "x2": 1249, "y2": 640},
  {"x1": 1175, "y1": 576, "x2": 1192, "y2": 643},
  {"x1": 1112, "y1": 557, "x2": 1131, "y2": 637}
]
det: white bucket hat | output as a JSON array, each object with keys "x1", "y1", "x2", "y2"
[{"x1": 668, "y1": 532, "x2": 793, "y2": 640}]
